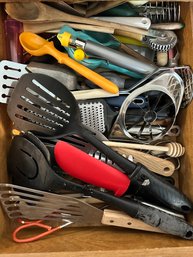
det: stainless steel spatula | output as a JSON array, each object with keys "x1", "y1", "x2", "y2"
[{"x1": 0, "y1": 183, "x2": 164, "y2": 233}]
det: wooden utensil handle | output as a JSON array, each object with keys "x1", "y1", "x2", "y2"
[
  {"x1": 31, "y1": 3, "x2": 150, "y2": 36},
  {"x1": 102, "y1": 209, "x2": 165, "y2": 233},
  {"x1": 103, "y1": 140, "x2": 168, "y2": 152},
  {"x1": 72, "y1": 89, "x2": 119, "y2": 100},
  {"x1": 111, "y1": 147, "x2": 175, "y2": 177},
  {"x1": 23, "y1": 22, "x2": 115, "y2": 34},
  {"x1": 103, "y1": 141, "x2": 185, "y2": 157}
]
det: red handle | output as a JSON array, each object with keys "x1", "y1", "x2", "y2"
[
  {"x1": 12, "y1": 220, "x2": 60, "y2": 243},
  {"x1": 54, "y1": 141, "x2": 130, "y2": 196}
]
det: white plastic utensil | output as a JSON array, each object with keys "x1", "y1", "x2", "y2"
[{"x1": 92, "y1": 17, "x2": 151, "y2": 30}]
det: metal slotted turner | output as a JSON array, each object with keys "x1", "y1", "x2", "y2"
[
  {"x1": 0, "y1": 183, "x2": 104, "y2": 226},
  {"x1": 0, "y1": 183, "x2": 165, "y2": 234}
]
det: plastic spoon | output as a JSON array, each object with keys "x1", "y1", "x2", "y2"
[{"x1": 19, "y1": 32, "x2": 119, "y2": 94}]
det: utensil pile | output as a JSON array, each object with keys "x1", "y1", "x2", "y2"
[{"x1": 1, "y1": 0, "x2": 193, "y2": 242}]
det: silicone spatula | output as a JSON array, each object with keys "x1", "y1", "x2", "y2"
[{"x1": 54, "y1": 140, "x2": 130, "y2": 197}]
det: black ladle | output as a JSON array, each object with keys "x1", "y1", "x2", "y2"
[{"x1": 7, "y1": 73, "x2": 193, "y2": 213}]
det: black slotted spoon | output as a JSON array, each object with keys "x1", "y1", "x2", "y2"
[{"x1": 7, "y1": 73, "x2": 193, "y2": 213}]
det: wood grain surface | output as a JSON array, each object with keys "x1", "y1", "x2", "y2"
[{"x1": 0, "y1": 1, "x2": 193, "y2": 256}]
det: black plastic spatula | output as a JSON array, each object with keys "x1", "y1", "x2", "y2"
[{"x1": 7, "y1": 73, "x2": 193, "y2": 213}]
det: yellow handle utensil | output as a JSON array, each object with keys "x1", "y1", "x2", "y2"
[{"x1": 19, "y1": 32, "x2": 119, "y2": 94}]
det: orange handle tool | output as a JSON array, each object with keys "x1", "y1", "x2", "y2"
[{"x1": 19, "y1": 32, "x2": 119, "y2": 94}]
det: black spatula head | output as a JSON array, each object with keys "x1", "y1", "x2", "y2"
[
  {"x1": 8, "y1": 135, "x2": 66, "y2": 192},
  {"x1": 7, "y1": 73, "x2": 80, "y2": 138}
]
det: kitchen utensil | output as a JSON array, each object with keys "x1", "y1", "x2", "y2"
[
  {"x1": 103, "y1": 141, "x2": 185, "y2": 158},
  {"x1": 0, "y1": 184, "x2": 167, "y2": 237},
  {"x1": 57, "y1": 26, "x2": 143, "y2": 79},
  {"x1": 6, "y1": 136, "x2": 193, "y2": 239},
  {"x1": 136, "y1": 1, "x2": 180, "y2": 23},
  {"x1": 54, "y1": 140, "x2": 130, "y2": 196},
  {"x1": 58, "y1": 31, "x2": 157, "y2": 75},
  {"x1": 107, "y1": 147, "x2": 175, "y2": 177},
  {"x1": 6, "y1": 178, "x2": 192, "y2": 240},
  {"x1": 115, "y1": 29, "x2": 177, "y2": 52},
  {"x1": 19, "y1": 32, "x2": 119, "y2": 94},
  {"x1": 109, "y1": 71, "x2": 184, "y2": 143},
  {"x1": 7, "y1": 73, "x2": 192, "y2": 213},
  {"x1": 123, "y1": 65, "x2": 193, "y2": 108},
  {"x1": 72, "y1": 89, "x2": 119, "y2": 100},
  {"x1": 151, "y1": 22, "x2": 184, "y2": 30},
  {"x1": 0, "y1": 184, "x2": 104, "y2": 223},
  {"x1": 92, "y1": 17, "x2": 151, "y2": 30},
  {"x1": 78, "y1": 99, "x2": 116, "y2": 134},
  {"x1": 145, "y1": 30, "x2": 177, "y2": 52},
  {"x1": 23, "y1": 22, "x2": 116, "y2": 34},
  {"x1": 5, "y1": 2, "x2": 150, "y2": 36}
]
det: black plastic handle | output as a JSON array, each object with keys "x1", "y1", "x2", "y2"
[
  {"x1": 135, "y1": 201, "x2": 193, "y2": 239},
  {"x1": 79, "y1": 126, "x2": 193, "y2": 213},
  {"x1": 128, "y1": 164, "x2": 193, "y2": 213},
  {"x1": 62, "y1": 179, "x2": 193, "y2": 239}
]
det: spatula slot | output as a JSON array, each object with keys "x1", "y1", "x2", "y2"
[
  {"x1": 32, "y1": 79, "x2": 71, "y2": 109},
  {"x1": 15, "y1": 112, "x2": 56, "y2": 131},
  {"x1": 25, "y1": 87, "x2": 71, "y2": 121}
]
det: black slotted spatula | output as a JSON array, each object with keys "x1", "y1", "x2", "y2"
[{"x1": 7, "y1": 73, "x2": 193, "y2": 213}]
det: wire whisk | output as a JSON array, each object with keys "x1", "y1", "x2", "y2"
[{"x1": 137, "y1": 1, "x2": 180, "y2": 23}]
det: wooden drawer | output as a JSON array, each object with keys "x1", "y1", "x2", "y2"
[{"x1": 1, "y1": 1, "x2": 193, "y2": 256}]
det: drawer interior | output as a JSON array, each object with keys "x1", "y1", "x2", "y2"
[{"x1": 0, "y1": 1, "x2": 193, "y2": 255}]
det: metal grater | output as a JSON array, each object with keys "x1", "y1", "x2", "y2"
[{"x1": 78, "y1": 101, "x2": 106, "y2": 133}]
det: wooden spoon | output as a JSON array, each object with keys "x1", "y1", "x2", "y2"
[{"x1": 5, "y1": 2, "x2": 149, "y2": 36}]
